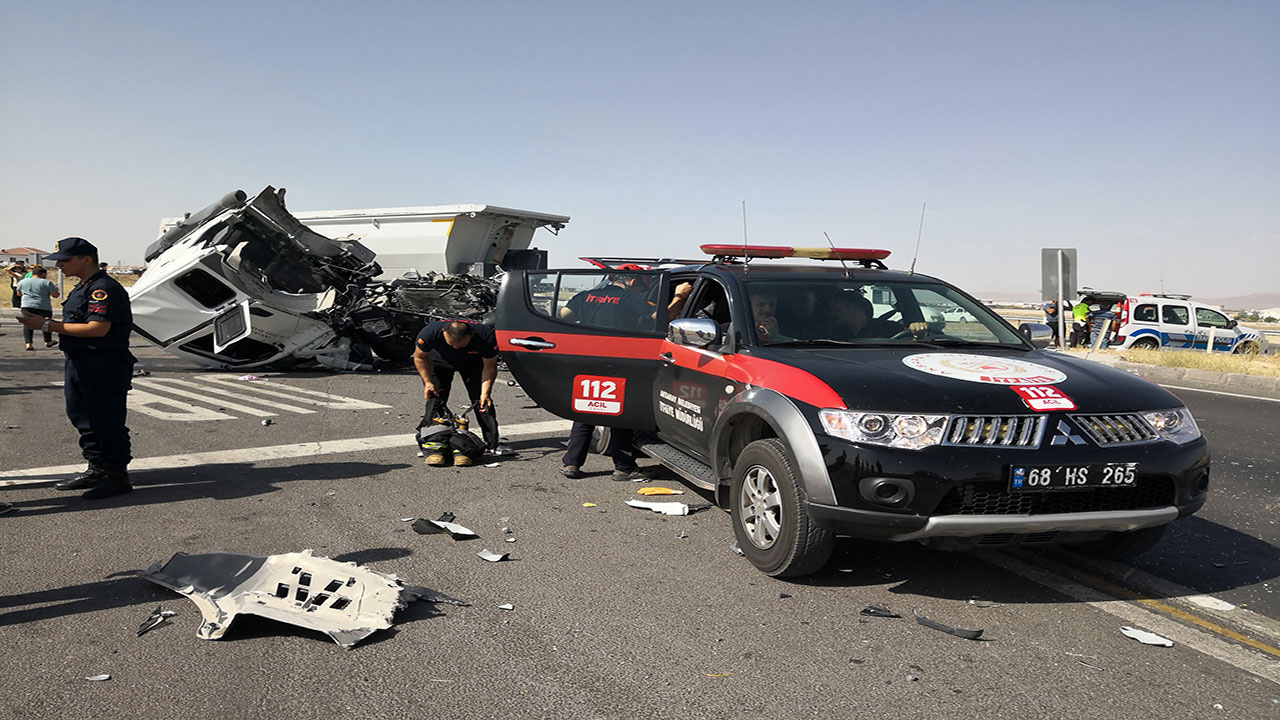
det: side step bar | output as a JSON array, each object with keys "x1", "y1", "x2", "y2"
[{"x1": 635, "y1": 435, "x2": 719, "y2": 491}]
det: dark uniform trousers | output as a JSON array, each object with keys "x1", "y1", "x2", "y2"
[
  {"x1": 65, "y1": 352, "x2": 134, "y2": 471},
  {"x1": 562, "y1": 422, "x2": 637, "y2": 473},
  {"x1": 419, "y1": 352, "x2": 499, "y2": 449}
]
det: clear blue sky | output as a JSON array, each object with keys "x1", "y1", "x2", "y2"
[{"x1": 2, "y1": 1, "x2": 1276, "y2": 299}]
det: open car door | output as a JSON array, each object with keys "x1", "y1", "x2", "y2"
[{"x1": 495, "y1": 269, "x2": 666, "y2": 431}]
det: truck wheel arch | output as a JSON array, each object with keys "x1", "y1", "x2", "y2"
[{"x1": 710, "y1": 387, "x2": 838, "y2": 506}]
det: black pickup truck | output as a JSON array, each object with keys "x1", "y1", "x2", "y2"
[{"x1": 495, "y1": 246, "x2": 1209, "y2": 577}]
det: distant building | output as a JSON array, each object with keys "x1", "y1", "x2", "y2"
[{"x1": 1, "y1": 247, "x2": 49, "y2": 266}]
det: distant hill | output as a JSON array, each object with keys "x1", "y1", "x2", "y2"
[
  {"x1": 1199, "y1": 293, "x2": 1280, "y2": 311},
  {"x1": 972, "y1": 290, "x2": 1280, "y2": 311}
]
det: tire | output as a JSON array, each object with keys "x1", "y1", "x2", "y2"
[
  {"x1": 1130, "y1": 338, "x2": 1159, "y2": 351},
  {"x1": 1235, "y1": 341, "x2": 1260, "y2": 355},
  {"x1": 1069, "y1": 525, "x2": 1167, "y2": 559},
  {"x1": 730, "y1": 438, "x2": 834, "y2": 577}
]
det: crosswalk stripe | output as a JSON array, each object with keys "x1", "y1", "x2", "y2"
[
  {"x1": 132, "y1": 378, "x2": 315, "y2": 416},
  {"x1": 194, "y1": 376, "x2": 391, "y2": 409}
]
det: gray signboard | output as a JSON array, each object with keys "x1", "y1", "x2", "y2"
[{"x1": 1041, "y1": 248, "x2": 1077, "y2": 303}]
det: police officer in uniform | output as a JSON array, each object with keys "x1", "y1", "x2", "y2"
[{"x1": 19, "y1": 238, "x2": 136, "y2": 499}]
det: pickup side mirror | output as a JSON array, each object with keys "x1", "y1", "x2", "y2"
[
  {"x1": 668, "y1": 317, "x2": 720, "y2": 348},
  {"x1": 1018, "y1": 322, "x2": 1054, "y2": 349}
]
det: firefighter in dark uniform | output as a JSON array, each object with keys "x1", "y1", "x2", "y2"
[
  {"x1": 557, "y1": 270, "x2": 691, "y2": 480},
  {"x1": 413, "y1": 319, "x2": 508, "y2": 463},
  {"x1": 19, "y1": 238, "x2": 136, "y2": 499}
]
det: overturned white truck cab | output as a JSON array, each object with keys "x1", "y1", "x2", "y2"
[{"x1": 131, "y1": 187, "x2": 568, "y2": 370}]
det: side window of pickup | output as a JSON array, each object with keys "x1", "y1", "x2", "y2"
[{"x1": 526, "y1": 271, "x2": 662, "y2": 333}]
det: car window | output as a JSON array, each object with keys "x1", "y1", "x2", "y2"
[
  {"x1": 526, "y1": 270, "x2": 662, "y2": 333},
  {"x1": 1133, "y1": 303, "x2": 1158, "y2": 323},
  {"x1": 742, "y1": 279, "x2": 1024, "y2": 346},
  {"x1": 1162, "y1": 305, "x2": 1190, "y2": 325},
  {"x1": 1195, "y1": 307, "x2": 1230, "y2": 328}
]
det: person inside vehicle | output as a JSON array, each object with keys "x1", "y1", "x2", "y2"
[
  {"x1": 829, "y1": 292, "x2": 898, "y2": 339},
  {"x1": 749, "y1": 290, "x2": 792, "y2": 343}
]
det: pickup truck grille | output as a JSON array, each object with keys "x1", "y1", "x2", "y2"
[
  {"x1": 932, "y1": 477, "x2": 1175, "y2": 515},
  {"x1": 1069, "y1": 414, "x2": 1159, "y2": 446},
  {"x1": 942, "y1": 415, "x2": 1045, "y2": 448}
]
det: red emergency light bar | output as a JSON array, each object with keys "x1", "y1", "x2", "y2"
[{"x1": 700, "y1": 244, "x2": 892, "y2": 262}]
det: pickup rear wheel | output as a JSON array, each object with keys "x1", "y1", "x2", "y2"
[{"x1": 731, "y1": 439, "x2": 834, "y2": 577}]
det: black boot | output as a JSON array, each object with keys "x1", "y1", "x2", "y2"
[
  {"x1": 81, "y1": 470, "x2": 132, "y2": 500},
  {"x1": 55, "y1": 463, "x2": 108, "y2": 491}
]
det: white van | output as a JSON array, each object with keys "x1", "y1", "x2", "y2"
[{"x1": 1112, "y1": 294, "x2": 1269, "y2": 354}]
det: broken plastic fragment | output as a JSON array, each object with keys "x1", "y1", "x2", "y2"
[
  {"x1": 636, "y1": 487, "x2": 683, "y2": 495},
  {"x1": 137, "y1": 605, "x2": 178, "y2": 637},
  {"x1": 912, "y1": 609, "x2": 984, "y2": 640},
  {"x1": 582, "y1": 502, "x2": 597, "y2": 507},
  {"x1": 484, "y1": 462, "x2": 500, "y2": 468},
  {"x1": 400, "y1": 517, "x2": 416, "y2": 522},
  {"x1": 625, "y1": 499, "x2": 690, "y2": 516},
  {"x1": 1120, "y1": 626, "x2": 1173, "y2": 647},
  {"x1": 477, "y1": 549, "x2": 509, "y2": 562},
  {"x1": 860, "y1": 604, "x2": 902, "y2": 618},
  {"x1": 261, "y1": 419, "x2": 273, "y2": 426},
  {"x1": 497, "y1": 603, "x2": 514, "y2": 611},
  {"x1": 237, "y1": 375, "x2": 264, "y2": 381},
  {"x1": 85, "y1": 674, "x2": 111, "y2": 681},
  {"x1": 504, "y1": 537, "x2": 516, "y2": 543},
  {"x1": 411, "y1": 513, "x2": 477, "y2": 540},
  {"x1": 967, "y1": 598, "x2": 1001, "y2": 608},
  {"x1": 139, "y1": 549, "x2": 409, "y2": 649}
]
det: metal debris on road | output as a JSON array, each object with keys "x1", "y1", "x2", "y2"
[
  {"x1": 625, "y1": 499, "x2": 690, "y2": 516},
  {"x1": 477, "y1": 549, "x2": 510, "y2": 562},
  {"x1": 85, "y1": 674, "x2": 111, "y2": 681},
  {"x1": 497, "y1": 603, "x2": 515, "y2": 611},
  {"x1": 505, "y1": 537, "x2": 516, "y2": 543},
  {"x1": 967, "y1": 598, "x2": 1001, "y2": 608},
  {"x1": 1120, "y1": 626, "x2": 1174, "y2": 647},
  {"x1": 411, "y1": 513, "x2": 478, "y2": 540},
  {"x1": 912, "y1": 609, "x2": 984, "y2": 640},
  {"x1": 139, "y1": 549, "x2": 411, "y2": 649},
  {"x1": 137, "y1": 605, "x2": 178, "y2": 637},
  {"x1": 236, "y1": 375, "x2": 265, "y2": 381},
  {"x1": 676, "y1": 530, "x2": 688, "y2": 539},
  {"x1": 860, "y1": 604, "x2": 902, "y2": 618},
  {"x1": 636, "y1": 487, "x2": 683, "y2": 495},
  {"x1": 730, "y1": 542, "x2": 744, "y2": 556},
  {"x1": 1078, "y1": 660, "x2": 1105, "y2": 671},
  {"x1": 400, "y1": 517, "x2": 416, "y2": 522}
]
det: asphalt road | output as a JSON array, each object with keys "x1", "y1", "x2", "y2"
[{"x1": 1, "y1": 341, "x2": 1277, "y2": 719}]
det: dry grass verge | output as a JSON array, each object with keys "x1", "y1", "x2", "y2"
[{"x1": 1070, "y1": 348, "x2": 1280, "y2": 378}]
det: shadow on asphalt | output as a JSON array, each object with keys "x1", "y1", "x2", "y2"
[
  {"x1": 754, "y1": 517, "x2": 1279, "y2": 605},
  {"x1": 3, "y1": 461, "x2": 412, "y2": 517}
]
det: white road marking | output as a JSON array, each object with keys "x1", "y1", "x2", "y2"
[
  {"x1": 133, "y1": 378, "x2": 315, "y2": 416},
  {"x1": 1160, "y1": 385, "x2": 1280, "y2": 404},
  {"x1": 194, "y1": 376, "x2": 390, "y2": 409},
  {"x1": 0, "y1": 419, "x2": 572, "y2": 485},
  {"x1": 980, "y1": 551, "x2": 1280, "y2": 685},
  {"x1": 128, "y1": 389, "x2": 236, "y2": 421}
]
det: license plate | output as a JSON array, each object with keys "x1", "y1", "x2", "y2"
[{"x1": 1009, "y1": 463, "x2": 1137, "y2": 491}]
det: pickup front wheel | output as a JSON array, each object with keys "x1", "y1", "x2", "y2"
[{"x1": 731, "y1": 439, "x2": 834, "y2": 577}]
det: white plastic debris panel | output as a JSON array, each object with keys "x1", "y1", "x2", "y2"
[{"x1": 139, "y1": 550, "x2": 407, "y2": 648}]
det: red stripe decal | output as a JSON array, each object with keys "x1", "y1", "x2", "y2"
[
  {"x1": 498, "y1": 330, "x2": 664, "y2": 359},
  {"x1": 662, "y1": 342, "x2": 846, "y2": 409}
]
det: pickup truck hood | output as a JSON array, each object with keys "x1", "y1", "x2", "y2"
[{"x1": 752, "y1": 346, "x2": 1183, "y2": 413}]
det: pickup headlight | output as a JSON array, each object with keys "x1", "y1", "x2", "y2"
[
  {"x1": 819, "y1": 410, "x2": 948, "y2": 450},
  {"x1": 1142, "y1": 408, "x2": 1201, "y2": 444}
]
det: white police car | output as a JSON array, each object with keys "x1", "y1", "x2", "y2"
[{"x1": 1112, "y1": 294, "x2": 1269, "y2": 354}]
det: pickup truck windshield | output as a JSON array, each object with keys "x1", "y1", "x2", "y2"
[{"x1": 742, "y1": 279, "x2": 1026, "y2": 347}]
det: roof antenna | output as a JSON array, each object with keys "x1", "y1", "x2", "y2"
[
  {"x1": 741, "y1": 200, "x2": 751, "y2": 273},
  {"x1": 907, "y1": 203, "x2": 926, "y2": 276},
  {"x1": 823, "y1": 231, "x2": 851, "y2": 278}
]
